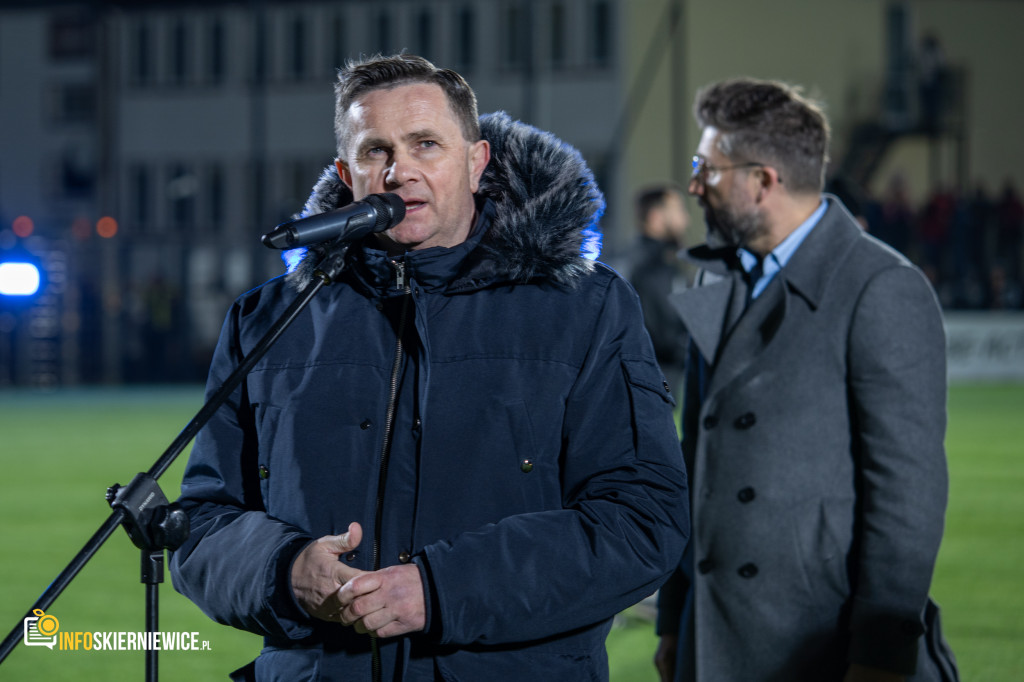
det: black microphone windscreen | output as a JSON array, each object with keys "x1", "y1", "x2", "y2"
[{"x1": 368, "y1": 192, "x2": 407, "y2": 230}]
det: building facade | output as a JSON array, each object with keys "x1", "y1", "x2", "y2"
[{"x1": 1, "y1": 0, "x2": 1021, "y2": 386}]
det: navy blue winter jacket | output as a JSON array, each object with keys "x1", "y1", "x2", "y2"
[{"x1": 170, "y1": 113, "x2": 690, "y2": 681}]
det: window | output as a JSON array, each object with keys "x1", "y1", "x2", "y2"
[
  {"x1": 53, "y1": 83, "x2": 95, "y2": 123},
  {"x1": 456, "y1": 6, "x2": 475, "y2": 72},
  {"x1": 252, "y1": 13, "x2": 269, "y2": 83},
  {"x1": 550, "y1": 2, "x2": 567, "y2": 70},
  {"x1": 284, "y1": 160, "x2": 313, "y2": 219},
  {"x1": 415, "y1": 9, "x2": 433, "y2": 61},
  {"x1": 374, "y1": 10, "x2": 392, "y2": 55},
  {"x1": 208, "y1": 18, "x2": 226, "y2": 84},
  {"x1": 588, "y1": 0, "x2": 612, "y2": 68},
  {"x1": 60, "y1": 146, "x2": 95, "y2": 198},
  {"x1": 208, "y1": 165, "x2": 225, "y2": 227},
  {"x1": 168, "y1": 164, "x2": 197, "y2": 231},
  {"x1": 501, "y1": 2, "x2": 526, "y2": 71},
  {"x1": 132, "y1": 21, "x2": 152, "y2": 86},
  {"x1": 289, "y1": 14, "x2": 307, "y2": 80},
  {"x1": 131, "y1": 165, "x2": 151, "y2": 229},
  {"x1": 49, "y1": 13, "x2": 95, "y2": 60},
  {"x1": 329, "y1": 14, "x2": 345, "y2": 73},
  {"x1": 170, "y1": 19, "x2": 189, "y2": 85},
  {"x1": 247, "y1": 161, "x2": 267, "y2": 227}
]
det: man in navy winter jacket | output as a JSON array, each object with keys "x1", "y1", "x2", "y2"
[{"x1": 169, "y1": 54, "x2": 689, "y2": 681}]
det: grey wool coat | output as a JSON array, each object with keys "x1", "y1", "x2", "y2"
[{"x1": 658, "y1": 197, "x2": 958, "y2": 682}]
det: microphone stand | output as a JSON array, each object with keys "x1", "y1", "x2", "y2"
[{"x1": 0, "y1": 245, "x2": 351, "y2": 681}]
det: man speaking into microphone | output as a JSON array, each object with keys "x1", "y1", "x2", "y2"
[{"x1": 169, "y1": 54, "x2": 688, "y2": 682}]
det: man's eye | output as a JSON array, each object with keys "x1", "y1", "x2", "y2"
[{"x1": 419, "y1": 140, "x2": 438, "y2": 148}]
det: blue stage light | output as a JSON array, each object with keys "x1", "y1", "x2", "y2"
[{"x1": 0, "y1": 262, "x2": 42, "y2": 296}]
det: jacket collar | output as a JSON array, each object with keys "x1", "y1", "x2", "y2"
[
  {"x1": 350, "y1": 198, "x2": 495, "y2": 297},
  {"x1": 778, "y1": 195, "x2": 862, "y2": 311}
]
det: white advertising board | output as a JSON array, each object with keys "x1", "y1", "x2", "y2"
[{"x1": 944, "y1": 312, "x2": 1024, "y2": 382}]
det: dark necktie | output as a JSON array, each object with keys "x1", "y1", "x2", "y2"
[{"x1": 745, "y1": 258, "x2": 765, "y2": 306}]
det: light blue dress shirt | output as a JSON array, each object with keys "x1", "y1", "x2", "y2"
[{"x1": 738, "y1": 199, "x2": 827, "y2": 299}]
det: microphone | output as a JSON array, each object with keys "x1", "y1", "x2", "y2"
[{"x1": 262, "y1": 192, "x2": 406, "y2": 249}]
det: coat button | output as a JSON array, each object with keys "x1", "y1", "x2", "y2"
[
  {"x1": 360, "y1": 419, "x2": 372, "y2": 430},
  {"x1": 737, "y1": 563, "x2": 759, "y2": 579},
  {"x1": 702, "y1": 415, "x2": 719, "y2": 430},
  {"x1": 697, "y1": 558, "x2": 713, "y2": 574},
  {"x1": 398, "y1": 551, "x2": 412, "y2": 564},
  {"x1": 344, "y1": 551, "x2": 359, "y2": 562},
  {"x1": 662, "y1": 380, "x2": 671, "y2": 393},
  {"x1": 413, "y1": 418, "x2": 422, "y2": 430},
  {"x1": 737, "y1": 487, "x2": 756, "y2": 503},
  {"x1": 734, "y1": 412, "x2": 757, "y2": 429},
  {"x1": 520, "y1": 459, "x2": 534, "y2": 473},
  {"x1": 258, "y1": 465, "x2": 269, "y2": 480}
]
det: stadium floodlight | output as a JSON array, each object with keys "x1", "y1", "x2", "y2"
[{"x1": 0, "y1": 262, "x2": 42, "y2": 296}]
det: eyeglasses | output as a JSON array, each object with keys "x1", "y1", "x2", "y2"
[{"x1": 691, "y1": 155, "x2": 771, "y2": 182}]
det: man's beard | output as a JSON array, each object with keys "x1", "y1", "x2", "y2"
[
  {"x1": 655, "y1": 230, "x2": 685, "y2": 250},
  {"x1": 702, "y1": 200, "x2": 768, "y2": 250}
]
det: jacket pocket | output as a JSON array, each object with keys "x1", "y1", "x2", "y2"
[
  {"x1": 502, "y1": 398, "x2": 561, "y2": 510},
  {"x1": 621, "y1": 356, "x2": 675, "y2": 406},
  {"x1": 254, "y1": 403, "x2": 283, "y2": 510},
  {"x1": 788, "y1": 497, "x2": 849, "y2": 614},
  {"x1": 621, "y1": 356, "x2": 677, "y2": 463},
  {"x1": 503, "y1": 398, "x2": 539, "y2": 468}
]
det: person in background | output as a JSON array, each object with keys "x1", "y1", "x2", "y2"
[
  {"x1": 629, "y1": 184, "x2": 691, "y2": 398},
  {"x1": 995, "y1": 181, "x2": 1024, "y2": 286},
  {"x1": 655, "y1": 77, "x2": 957, "y2": 682}
]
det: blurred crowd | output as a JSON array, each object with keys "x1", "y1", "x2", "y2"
[{"x1": 856, "y1": 177, "x2": 1023, "y2": 310}]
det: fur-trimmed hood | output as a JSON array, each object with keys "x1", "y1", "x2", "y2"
[{"x1": 285, "y1": 111, "x2": 604, "y2": 290}]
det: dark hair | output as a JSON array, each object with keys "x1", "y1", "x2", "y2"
[
  {"x1": 635, "y1": 184, "x2": 685, "y2": 227},
  {"x1": 694, "y1": 78, "x2": 830, "y2": 195},
  {"x1": 334, "y1": 54, "x2": 481, "y2": 157}
]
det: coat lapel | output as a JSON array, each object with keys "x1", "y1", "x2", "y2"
[
  {"x1": 707, "y1": 271, "x2": 788, "y2": 397},
  {"x1": 669, "y1": 274, "x2": 733, "y2": 365}
]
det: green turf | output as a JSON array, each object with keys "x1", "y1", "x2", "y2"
[
  {"x1": 0, "y1": 387, "x2": 261, "y2": 680},
  {"x1": 0, "y1": 383, "x2": 1020, "y2": 680},
  {"x1": 928, "y1": 383, "x2": 1024, "y2": 680}
]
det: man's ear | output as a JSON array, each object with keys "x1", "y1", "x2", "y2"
[
  {"x1": 335, "y1": 159, "x2": 353, "y2": 189},
  {"x1": 760, "y1": 165, "x2": 782, "y2": 190},
  {"x1": 467, "y1": 140, "x2": 491, "y2": 194},
  {"x1": 754, "y1": 165, "x2": 782, "y2": 203}
]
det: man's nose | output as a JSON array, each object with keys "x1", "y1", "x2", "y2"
[
  {"x1": 688, "y1": 176, "x2": 704, "y2": 196},
  {"x1": 385, "y1": 152, "x2": 419, "y2": 187}
]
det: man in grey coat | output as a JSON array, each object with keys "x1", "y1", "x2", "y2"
[{"x1": 655, "y1": 78, "x2": 958, "y2": 682}]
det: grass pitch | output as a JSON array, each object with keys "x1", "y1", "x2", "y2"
[{"x1": 0, "y1": 383, "x2": 1020, "y2": 680}]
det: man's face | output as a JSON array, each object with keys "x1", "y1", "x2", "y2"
[
  {"x1": 655, "y1": 192, "x2": 689, "y2": 246},
  {"x1": 337, "y1": 82, "x2": 490, "y2": 253},
  {"x1": 689, "y1": 126, "x2": 768, "y2": 250}
]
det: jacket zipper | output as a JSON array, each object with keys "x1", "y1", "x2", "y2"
[{"x1": 371, "y1": 259, "x2": 411, "y2": 682}]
